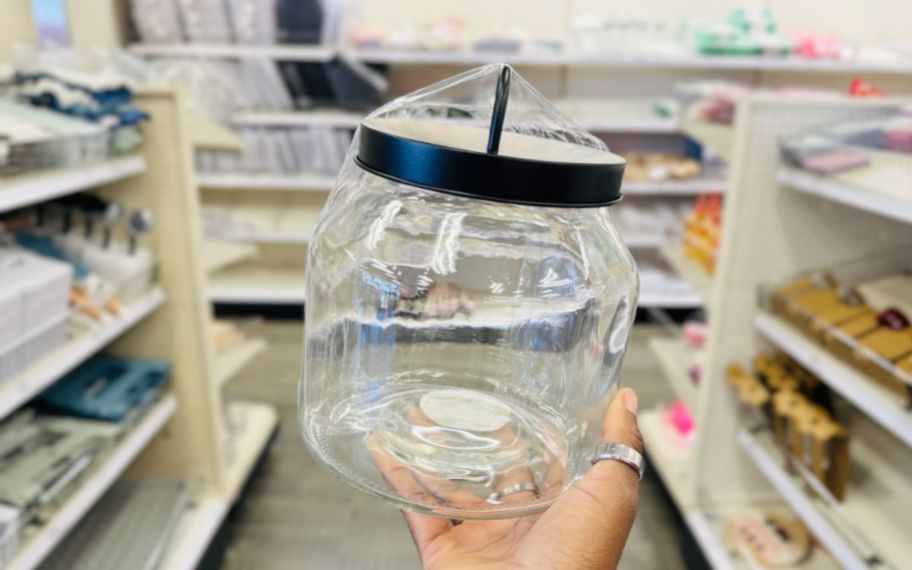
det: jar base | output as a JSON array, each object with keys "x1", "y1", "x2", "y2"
[{"x1": 305, "y1": 383, "x2": 570, "y2": 517}]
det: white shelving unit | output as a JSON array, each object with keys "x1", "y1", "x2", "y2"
[
  {"x1": 206, "y1": 228, "x2": 313, "y2": 244},
  {"x1": 209, "y1": 265, "x2": 307, "y2": 305},
  {"x1": 157, "y1": 495, "x2": 229, "y2": 570},
  {"x1": 648, "y1": 337, "x2": 699, "y2": 409},
  {"x1": 659, "y1": 246, "x2": 714, "y2": 304},
  {"x1": 0, "y1": 287, "x2": 165, "y2": 420},
  {"x1": 0, "y1": 156, "x2": 146, "y2": 214},
  {"x1": 755, "y1": 312, "x2": 912, "y2": 448},
  {"x1": 623, "y1": 179, "x2": 727, "y2": 196},
  {"x1": 197, "y1": 173, "x2": 334, "y2": 192},
  {"x1": 232, "y1": 110, "x2": 363, "y2": 129},
  {"x1": 215, "y1": 338, "x2": 267, "y2": 387},
  {"x1": 224, "y1": 402, "x2": 279, "y2": 496},
  {"x1": 7, "y1": 395, "x2": 178, "y2": 570},
  {"x1": 639, "y1": 408, "x2": 696, "y2": 511},
  {"x1": 128, "y1": 42, "x2": 912, "y2": 73},
  {"x1": 737, "y1": 429, "x2": 910, "y2": 570},
  {"x1": 202, "y1": 240, "x2": 259, "y2": 274},
  {"x1": 693, "y1": 97, "x2": 912, "y2": 570},
  {"x1": 129, "y1": 42, "x2": 335, "y2": 61},
  {"x1": 639, "y1": 289, "x2": 702, "y2": 309},
  {"x1": 778, "y1": 166, "x2": 912, "y2": 226}
]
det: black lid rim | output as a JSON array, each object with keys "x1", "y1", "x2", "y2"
[{"x1": 356, "y1": 122, "x2": 625, "y2": 208}]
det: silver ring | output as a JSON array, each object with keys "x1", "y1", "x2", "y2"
[
  {"x1": 592, "y1": 442, "x2": 645, "y2": 480},
  {"x1": 491, "y1": 482, "x2": 538, "y2": 502}
]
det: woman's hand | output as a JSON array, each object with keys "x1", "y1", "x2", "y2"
[{"x1": 372, "y1": 388, "x2": 643, "y2": 570}]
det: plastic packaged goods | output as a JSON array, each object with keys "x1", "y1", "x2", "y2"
[
  {"x1": 196, "y1": 126, "x2": 350, "y2": 175},
  {"x1": 275, "y1": 0, "x2": 323, "y2": 44},
  {"x1": 130, "y1": 0, "x2": 185, "y2": 43},
  {"x1": 299, "y1": 65, "x2": 638, "y2": 519},
  {"x1": 226, "y1": 0, "x2": 277, "y2": 45},
  {"x1": 177, "y1": 0, "x2": 234, "y2": 43}
]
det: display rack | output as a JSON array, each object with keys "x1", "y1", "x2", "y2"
[
  {"x1": 648, "y1": 336, "x2": 699, "y2": 409},
  {"x1": 197, "y1": 173, "x2": 335, "y2": 192},
  {"x1": 692, "y1": 96, "x2": 912, "y2": 570},
  {"x1": 659, "y1": 246, "x2": 714, "y2": 303},
  {"x1": 623, "y1": 179, "x2": 727, "y2": 196},
  {"x1": 0, "y1": 288, "x2": 165, "y2": 420},
  {"x1": 202, "y1": 240, "x2": 259, "y2": 274},
  {"x1": 215, "y1": 338, "x2": 267, "y2": 387},
  {"x1": 6, "y1": 395, "x2": 179, "y2": 570},
  {"x1": 755, "y1": 312, "x2": 912, "y2": 448},
  {"x1": 0, "y1": 155, "x2": 146, "y2": 214},
  {"x1": 778, "y1": 166, "x2": 912, "y2": 226}
]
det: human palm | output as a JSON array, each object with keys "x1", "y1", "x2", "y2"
[{"x1": 371, "y1": 389, "x2": 643, "y2": 570}]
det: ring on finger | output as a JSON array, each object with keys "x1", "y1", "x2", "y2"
[{"x1": 490, "y1": 481, "x2": 538, "y2": 503}]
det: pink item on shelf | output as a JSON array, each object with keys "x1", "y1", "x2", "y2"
[
  {"x1": 688, "y1": 364, "x2": 702, "y2": 383},
  {"x1": 802, "y1": 149, "x2": 870, "y2": 176},
  {"x1": 795, "y1": 35, "x2": 842, "y2": 60},
  {"x1": 666, "y1": 402, "x2": 696, "y2": 437},
  {"x1": 885, "y1": 122, "x2": 912, "y2": 154},
  {"x1": 683, "y1": 321, "x2": 708, "y2": 348}
]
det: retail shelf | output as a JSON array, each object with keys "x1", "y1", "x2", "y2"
[
  {"x1": 130, "y1": 43, "x2": 336, "y2": 61},
  {"x1": 197, "y1": 173, "x2": 335, "y2": 192},
  {"x1": 206, "y1": 228, "x2": 313, "y2": 244},
  {"x1": 648, "y1": 337, "x2": 699, "y2": 410},
  {"x1": 7, "y1": 395, "x2": 178, "y2": 570},
  {"x1": 209, "y1": 266, "x2": 306, "y2": 305},
  {"x1": 737, "y1": 429, "x2": 910, "y2": 570},
  {"x1": 0, "y1": 156, "x2": 147, "y2": 214},
  {"x1": 186, "y1": 110, "x2": 244, "y2": 152},
  {"x1": 224, "y1": 401, "x2": 279, "y2": 499},
  {"x1": 130, "y1": 43, "x2": 912, "y2": 72},
  {"x1": 639, "y1": 408, "x2": 695, "y2": 511},
  {"x1": 683, "y1": 510, "x2": 738, "y2": 570},
  {"x1": 231, "y1": 110, "x2": 363, "y2": 129},
  {"x1": 755, "y1": 312, "x2": 912, "y2": 448},
  {"x1": 346, "y1": 49, "x2": 912, "y2": 73},
  {"x1": 574, "y1": 117, "x2": 678, "y2": 133},
  {"x1": 157, "y1": 495, "x2": 230, "y2": 570},
  {"x1": 202, "y1": 240, "x2": 259, "y2": 274},
  {"x1": 639, "y1": 289, "x2": 703, "y2": 309},
  {"x1": 214, "y1": 338, "x2": 267, "y2": 387},
  {"x1": 682, "y1": 121, "x2": 734, "y2": 163},
  {"x1": 660, "y1": 245, "x2": 714, "y2": 303},
  {"x1": 778, "y1": 166, "x2": 912, "y2": 226},
  {"x1": 622, "y1": 178, "x2": 727, "y2": 196},
  {"x1": 0, "y1": 288, "x2": 165, "y2": 421},
  {"x1": 623, "y1": 234, "x2": 669, "y2": 249}
]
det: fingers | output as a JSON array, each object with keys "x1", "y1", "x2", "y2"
[
  {"x1": 365, "y1": 434, "x2": 450, "y2": 550},
  {"x1": 526, "y1": 388, "x2": 641, "y2": 570}
]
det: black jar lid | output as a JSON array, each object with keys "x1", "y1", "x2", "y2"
[{"x1": 355, "y1": 67, "x2": 625, "y2": 208}]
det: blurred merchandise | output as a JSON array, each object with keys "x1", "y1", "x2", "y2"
[
  {"x1": 769, "y1": 272, "x2": 912, "y2": 403},
  {"x1": 723, "y1": 510, "x2": 812, "y2": 567},
  {"x1": 681, "y1": 194, "x2": 722, "y2": 274},
  {"x1": 683, "y1": 9, "x2": 792, "y2": 57},
  {"x1": 727, "y1": 354, "x2": 849, "y2": 500},
  {"x1": 622, "y1": 152, "x2": 702, "y2": 182},
  {"x1": 36, "y1": 355, "x2": 170, "y2": 422},
  {"x1": 196, "y1": 126, "x2": 349, "y2": 175}
]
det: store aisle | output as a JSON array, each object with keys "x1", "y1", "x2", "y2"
[{"x1": 221, "y1": 322, "x2": 688, "y2": 570}]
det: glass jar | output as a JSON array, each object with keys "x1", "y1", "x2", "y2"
[{"x1": 300, "y1": 64, "x2": 638, "y2": 519}]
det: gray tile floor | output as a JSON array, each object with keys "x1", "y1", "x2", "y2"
[{"x1": 221, "y1": 323, "x2": 688, "y2": 570}]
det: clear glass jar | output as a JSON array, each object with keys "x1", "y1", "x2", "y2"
[{"x1": 300, "y1": 65, "x2": 638, "y2": 519}]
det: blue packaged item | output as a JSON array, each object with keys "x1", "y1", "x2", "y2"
[{"x1": 38, "y1": 355, "x2": 170, "y2": 422}]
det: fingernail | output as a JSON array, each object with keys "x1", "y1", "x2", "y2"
[{"x1": 623, "y1": 388, "x2": 638, "y2": 415}]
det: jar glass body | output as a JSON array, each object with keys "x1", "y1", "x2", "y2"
[{"x1": 300, "y1": 162, "x2": 638, "y2": 519}]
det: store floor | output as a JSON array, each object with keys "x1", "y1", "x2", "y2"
[{"x1": 221, "y1": 322, "x2": 688, "y2": 570}]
